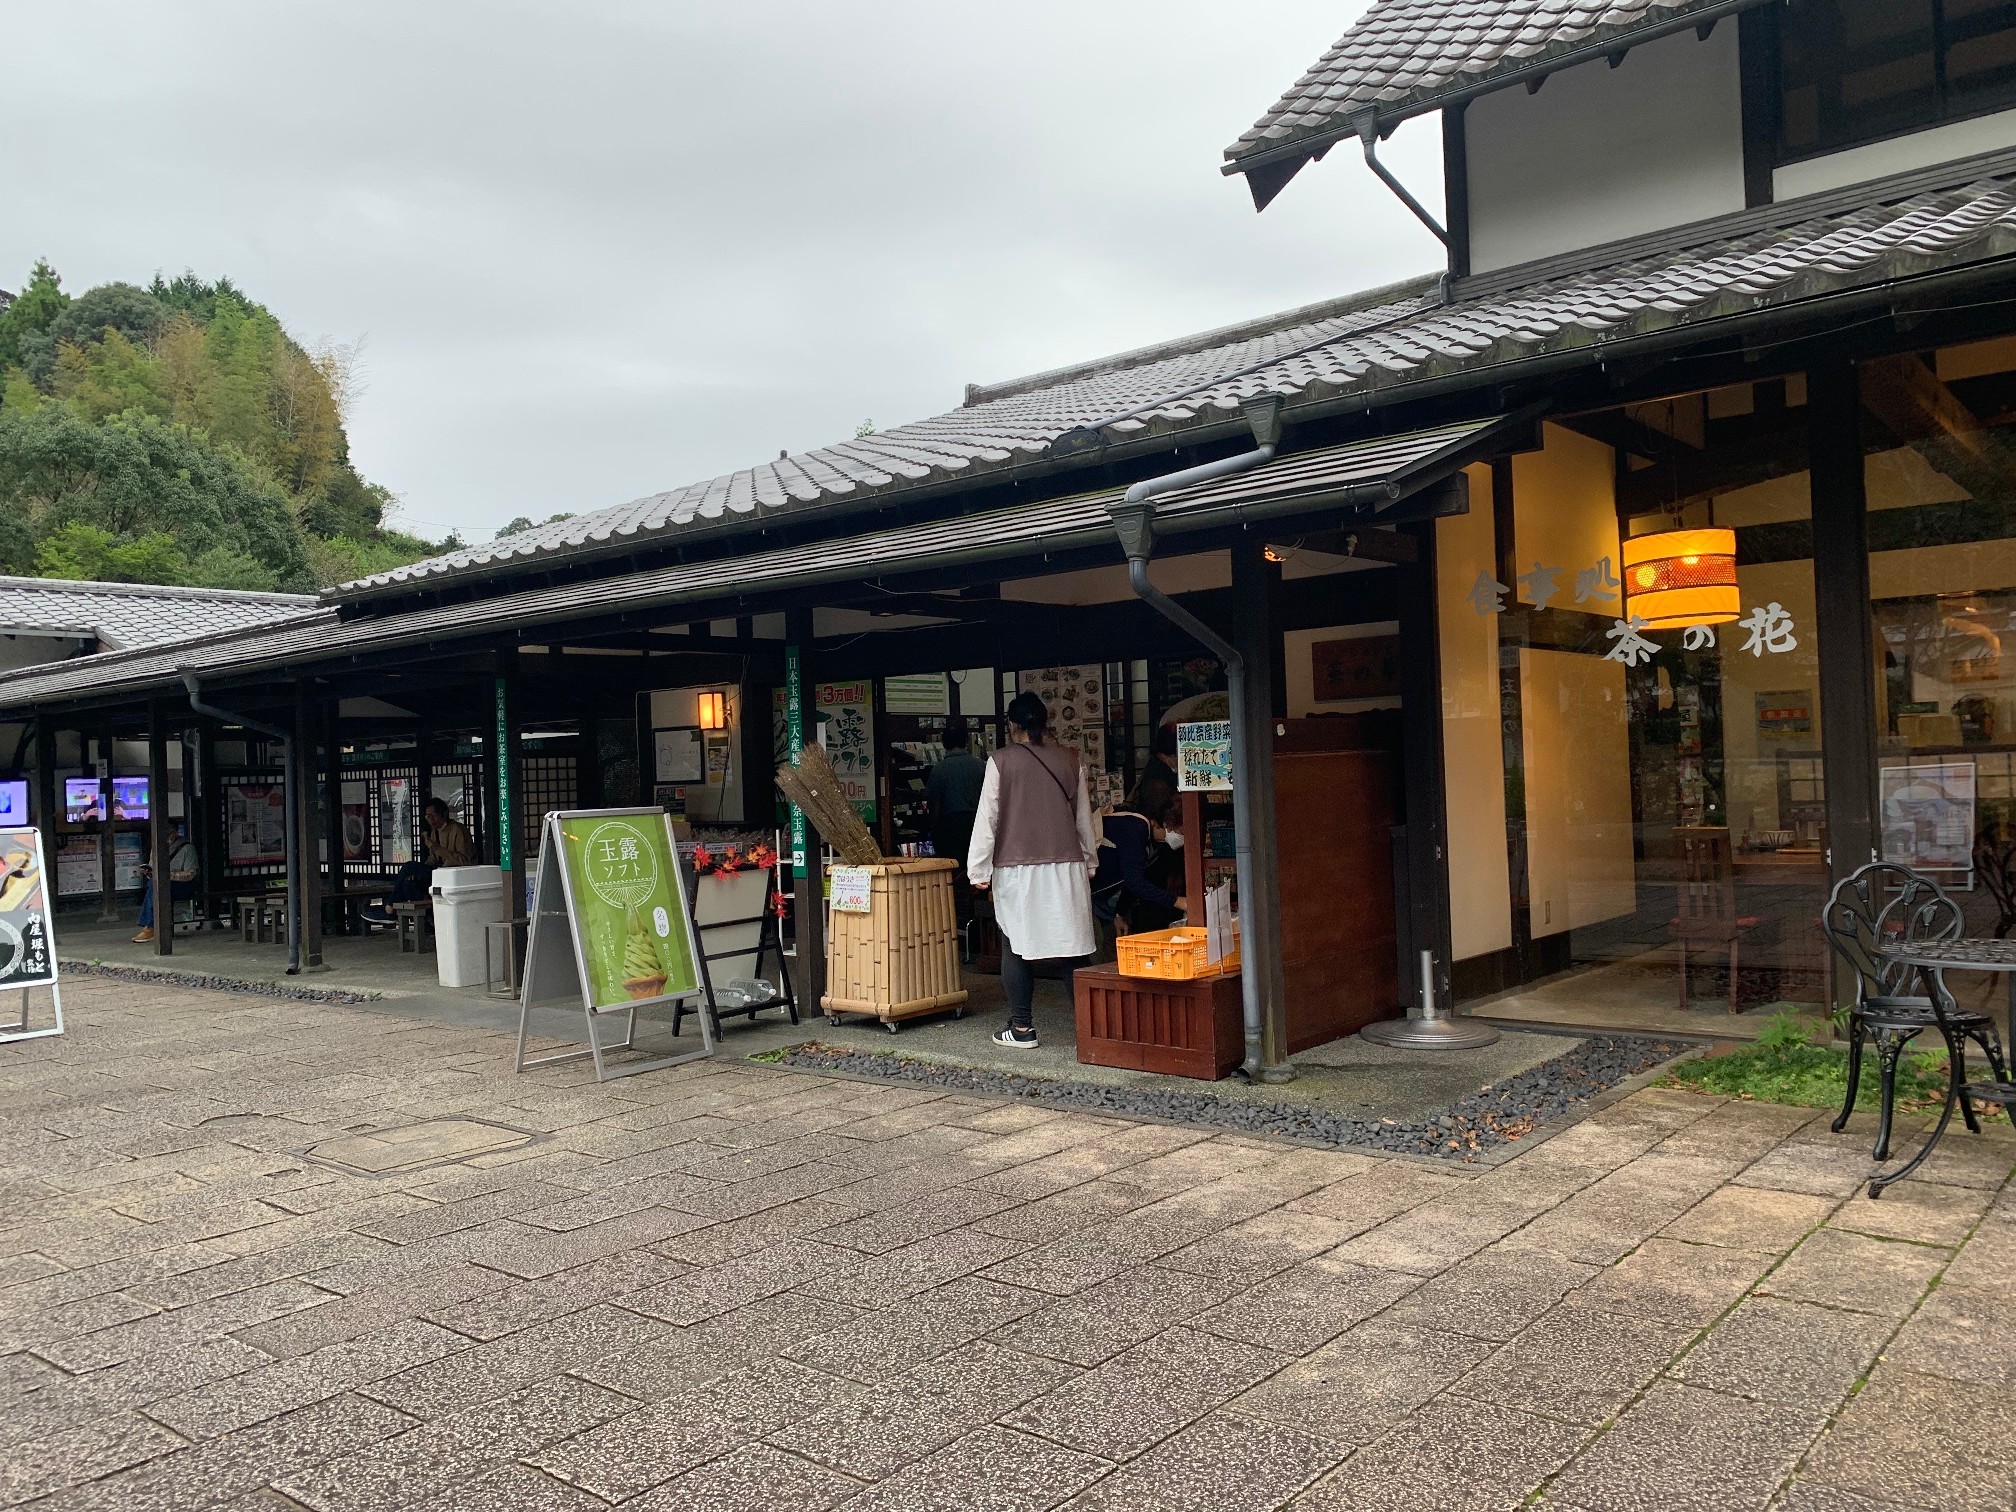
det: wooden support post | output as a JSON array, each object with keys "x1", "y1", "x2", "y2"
[
  {"x1": 33, "y1": 718, "x2": 56, "y2": 842},
  {"x1": 325, "y1": 703, "x2": 346, "y2": 936},
  {"x1": 1230, "y1": 537, "x2": 1290, "y2": 1068},
  {"x1": 1809, "y1": 360, "x2": 1882, "y2": 884},
  {"x1": 148, "y1": 702, "x2": 172, "y2": 956},
  {"x1": 496, "y1": 659, "x2": 527, "y2": 964},
  {"x1": 97, "y1": 730, "x2": 118, "y2": 923},
  {"x1": 786, "y1": 609, "x2": 826, "y2": 1009},
  {"x1": 296, "y1": 685, "x2": 323, "y2": 970}
]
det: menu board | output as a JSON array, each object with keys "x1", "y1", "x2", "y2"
[
  {"x1": 1017, "y1": 666, "x2": 1105, "y2": 772},
  {"x1": 226, "y1": 784, "x2": 287, "y2": 864}
]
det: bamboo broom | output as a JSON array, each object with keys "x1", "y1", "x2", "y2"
[{"x1": 775, "y1": 742, "x2": 884, "y2": 865}]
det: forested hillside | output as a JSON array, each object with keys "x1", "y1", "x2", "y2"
[{"x1": 0, "y1": 260, "x2": 453, "y2": 592}]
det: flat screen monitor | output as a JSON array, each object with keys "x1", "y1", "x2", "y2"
[
  {"x1": 112, "y1": 777, "x2": 149, "y2": 821},
  {"x1": 0, "y1": 780, "x2": 25, "y2": 827},
  {"x1": 63, "y1": 778, "x2": 102, "y2": 823}
]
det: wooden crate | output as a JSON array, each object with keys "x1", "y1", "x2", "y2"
[
  {"x1": 822, "y1": 858, "x2": 969, "y2": 1027},
  {"x1": 1072, "y1": 964, "x2": 1243, "y2": 1080}
]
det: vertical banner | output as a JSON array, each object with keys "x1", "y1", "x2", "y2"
[
  {"x1": 0, "y1": 826, "x2": 63, "y2": 1044},
  {"x1": 494, "y1": 676, "x2": 514, "y2": 874},
  {"x1": 786, "y1": 643, "x2": 807, "y2": 878}
]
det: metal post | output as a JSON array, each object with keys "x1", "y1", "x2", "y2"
[
  {"x1": 147, "y1": 702, "x2": 171, "y2": 956},
  {"x1": 1230, "y1": 537, "x2": 1292, "y2": 1072}
]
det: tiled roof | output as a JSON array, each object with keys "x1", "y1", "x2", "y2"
[
  {"x1": 339, "y1": 155, "x2": 2016, "y2": 604},
  {"x1": 0, "y1": 577, "x2": 317, "y2": 652},
  {"x1": 1224, "y1": 0, "x2": 1761, "y2": 180}
]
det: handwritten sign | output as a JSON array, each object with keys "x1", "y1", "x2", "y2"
[
  {"x1": 829, "y1": 867, "x2": 873, "y2": 913},
  {"x1": 1176, "y1": 721, "x2": 1233, "y2": 792}
]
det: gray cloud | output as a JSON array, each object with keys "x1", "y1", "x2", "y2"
[{"x1": 1, "y1": 0, "x2": 1441, "y2": 542}]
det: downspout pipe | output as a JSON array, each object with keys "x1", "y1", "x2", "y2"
[
  {"x1": 182, "y1": 672, "x2": 302, "y2": 976},
  {"x1": 1107, "y1": 394, "x2": 1294, "y2": 1084}
]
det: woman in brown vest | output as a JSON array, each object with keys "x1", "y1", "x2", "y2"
[{"x1": 967, "y1": 691, "x2": 1098, "y2": 1048}]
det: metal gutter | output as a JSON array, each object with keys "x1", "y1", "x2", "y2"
[{"x1": 1109, "y1": 396, "x2": 1294, "y2": 1084}]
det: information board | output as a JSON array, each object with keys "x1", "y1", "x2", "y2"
[
  {"x1": 1176, "y1": 720, "x2": 1233, "y2": 791},
  {"x1": 0, "y1": 827, "x2": 64, "y2": 1043},
  {"x1": 515, "y1": 808, "x2": 713, "y2": 1081},
  {"x1": 830, "y1": 867, "x2": 873, "y2": 913}
]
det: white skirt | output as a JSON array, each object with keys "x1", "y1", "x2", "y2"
[{"x1": 992, "y1": 862, "x2": 1095, "y2": 960}]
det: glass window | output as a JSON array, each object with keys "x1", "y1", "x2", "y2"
[
  {"x1": 1779, "y1": 0, "x2": 2016, "y2": 160},
  {"x1": 1458, "y1": 392, "x2": 1829, "y2": 1037},
  {"x1": 1863, "y1": 343, "x2": 2016, "y2": 933}
]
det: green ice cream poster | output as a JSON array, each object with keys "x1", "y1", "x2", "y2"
[{"x1": 555, "y1": 811, "x2": 699, "y2": 1010}]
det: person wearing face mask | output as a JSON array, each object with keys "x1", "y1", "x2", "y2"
[{"x1": 1091, "y1": 776, "x2": 1188, "y2": 939}]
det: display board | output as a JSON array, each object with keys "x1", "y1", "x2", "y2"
[
  {"x1": 226, "y1": 784, "x2": 287, "y2": 864},
  {"x1": 515, "y1": 808, "x2": 713, "y2": 1081},
  {"x1": 1880, "y1": 761, "x2": 1977, "y2": 876},
  {"x1": 1176, "y1": 721, "x2": 1233, "y2": 791},
  {"x1": 0, "y1": 827, "x2": 64, "y2": 1043}
]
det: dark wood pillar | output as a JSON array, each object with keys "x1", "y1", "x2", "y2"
[
  {"x1": 96, "y1": 731, "x2": 118, "y2": 922},
  {"x1": 786, "y1": 608, "x2": 826, "y2": 1007},
  {"x1": 1399, "y1": 517, "x2": 1457, "y2": 1011},
  {"x1": 147, "y1": 703, "x2": 172, "y2": 955},
  {"x1": 325, "y1": 704, "x2": 346, "y2": 935},
  {"x1": 1809, "y1": 360, "x2": 1882, "y2": 881},
  {"x1": 296, "y1": 684, "x2": 323, "y2": 969},
  {"x1": 33, "y1": 718, "x2": 56, "y2": 839},
  {"x1": 1230, "y1": 537, "x2": 1290, "y2": 1069},
  {"x1": 496, "y1": 657, "x2": 528, "y2": 952}
]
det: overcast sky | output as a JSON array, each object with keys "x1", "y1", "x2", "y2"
[{"x1": 1, "y1": 1, "x2": 1442, "y2": 545}]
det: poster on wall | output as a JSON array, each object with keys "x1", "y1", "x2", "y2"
[
  {"x1": 381, "y1": 776, "x2": 414, "y2": 866},
  {"x1": 883, "y1": 673, "x2": 949, "y2": 716},
  {"x1": 771, "y1": 683, "x2": 878, "y2": 820},
  {"x1": 1018, "y1": 666, "x2": 1105, "y2": 772},
  {"x1": 1880, "y1": 761, "x2": 1977, "y2": 874},
  {"x1": 654, "y1": 729, "x2": 703, "y2": 783},
  {"x1": 226, "y1": 785, "x2": 287, "y2": 865},
  {"x1": 1176, "y1": 721, "x2": 1234, "y2": 791},
  {"x1": 341, "y1": 780, "x2": 370, "y2": 861},
  {"x1": 54, "y1": 838, "x2": 97, "y2": 897},
  {"x1": 1312, "y1": 636, "x2": 1402, "y2": 702},
  {"x1": 1756, "y1": 691, "x2": 1814, "y2": 741},
  {"x1": 704, "y1": 734, "x2": 732, "y2": 788}
]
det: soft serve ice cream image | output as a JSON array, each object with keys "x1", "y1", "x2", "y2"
[{"x1": 622, "y1": 907, "x2": 668, "y2": 1000}]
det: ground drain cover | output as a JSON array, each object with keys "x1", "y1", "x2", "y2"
[{"x1": 303, "y1": 1118, "x2": 535, "y2": 1175}]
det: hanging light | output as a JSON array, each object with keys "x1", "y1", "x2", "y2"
[
  {"x1": 1621, "y1": 527, "x2": 1739, "y2": 630},
  {"x1": 697, "y1": 691, "x2": 728, "y2": 730}
]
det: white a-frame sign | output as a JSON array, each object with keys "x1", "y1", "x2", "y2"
[
  {"x1": 0, "y1": 826, "x2": 63, "y2": 1044},
  {"x1": 514, "y1": 808, "x2": 714, "y2": 1081}
]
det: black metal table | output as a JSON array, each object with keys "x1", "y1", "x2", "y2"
[{"x1": 1870, "y1": 936, "x2": 2016, "y2": 1194}]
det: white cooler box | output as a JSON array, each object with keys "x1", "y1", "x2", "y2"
[{"x1": 430, "y1": 864, "x2": 504, "y2": 989}]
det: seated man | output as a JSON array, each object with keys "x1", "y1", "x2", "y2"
[
  {"x1": 362, "y1": 798, "x2": 476, "y2": 925},
  {"x1": 132, "y1": 825, "x2": 200, "y2": 943}
]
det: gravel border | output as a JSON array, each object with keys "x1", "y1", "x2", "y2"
[
  {"x1": 58, "y1": 960, "x2": 383, "y2": 1005},
  {"x1": 769, "y1": 1033, "x2": 1690, "y2": 1160}
]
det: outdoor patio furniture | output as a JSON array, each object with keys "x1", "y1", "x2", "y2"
[
  {"x1": 393, "y1": 900, "x2": 433, "y2": 954},
  {"x1": 1670, "y1": 827, "x2": 1760, "y2": 1012},
  {"x1": 1823, "y1": 862, "x2": 2009, "y2": 1191}
]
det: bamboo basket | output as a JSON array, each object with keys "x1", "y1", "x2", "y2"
[{"x1": 821, "y1": 858, "x2": 968, "y2": 1031}]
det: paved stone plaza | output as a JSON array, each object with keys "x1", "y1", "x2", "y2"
[{"x1": 2, "y1": 976, "x2": 2012, "y2": 1510}]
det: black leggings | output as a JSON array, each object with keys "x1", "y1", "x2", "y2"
[{"x1": 1001, "y1": 938, "x2": 1035, "y2": 1029}]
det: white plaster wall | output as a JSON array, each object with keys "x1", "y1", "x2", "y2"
[
  {"x1": 1777, "y1": 106, "x2": 2016, "y2": 202},
  {"x1": 1464, "y1": 25, "x2": 1746, "y2": 274}
]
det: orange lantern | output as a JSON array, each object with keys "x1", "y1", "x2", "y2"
[
  {"x1": 1621, "y1": 527, "x2": 1739, "y2": 630},
  {"x1": 697, "y1": 690, "x2": 728, "y2": 730}
]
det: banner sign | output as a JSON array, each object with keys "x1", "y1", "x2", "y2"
[
  {"x1": 0, "y1": 827, "x2": 64, "y2": 1043},
  {"x1": 1176, "y1": 721, "x2": 1234, "y2": 791},
  {"x1": 515, "y1": 808, "x2": 713, "y2": 1082}
]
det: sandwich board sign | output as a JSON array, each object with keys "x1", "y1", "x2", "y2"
[
  {"x1": 0, "y1": 827, "x2": 63, "y2": 1043},
  {"x1": 514, "y1": 808, "x2": 712, "y2": 1080}
]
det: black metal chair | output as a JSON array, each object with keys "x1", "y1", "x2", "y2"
[{"x1": 1821, "y1": 863, "x2": 2005, "y2": 1166}]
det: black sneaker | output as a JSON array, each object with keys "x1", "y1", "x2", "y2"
[{"x1": 992, "y1": 1025, "x2": 1039, "y2": 1049}]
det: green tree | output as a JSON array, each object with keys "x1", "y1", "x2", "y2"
[
  {"x1": 0, "y1": 258, "x2": 68, "y2": 378},
  {"x1": 35, "y1": 522, "x2": 190, "y2": 585}
]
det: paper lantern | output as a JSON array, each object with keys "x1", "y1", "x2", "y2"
[
  {"x1": 1621, "y1": 528, "x2": 1739, "y2": 630},
  {"x1": 697, "y1": 691, "x2": 728, "y2": 730}
]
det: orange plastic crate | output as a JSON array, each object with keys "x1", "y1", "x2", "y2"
[{"x1": 1114, "y1": 926, "x2": 1239, "y2": 981}]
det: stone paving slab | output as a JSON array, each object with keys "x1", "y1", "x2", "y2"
[{"x1": 1, "y1": 975, "x2": 2013, "y2": 1510}]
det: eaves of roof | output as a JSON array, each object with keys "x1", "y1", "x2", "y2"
[
  {"x1": 1222, "y1": 0, "x2": 1771, "y2": 200},
  {"x1": 0, "y1": 416, "x2": 1515, "y2": 715},
  {"x1": 331, "y1": 150, "x2": 2016, "y2": 615}
]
